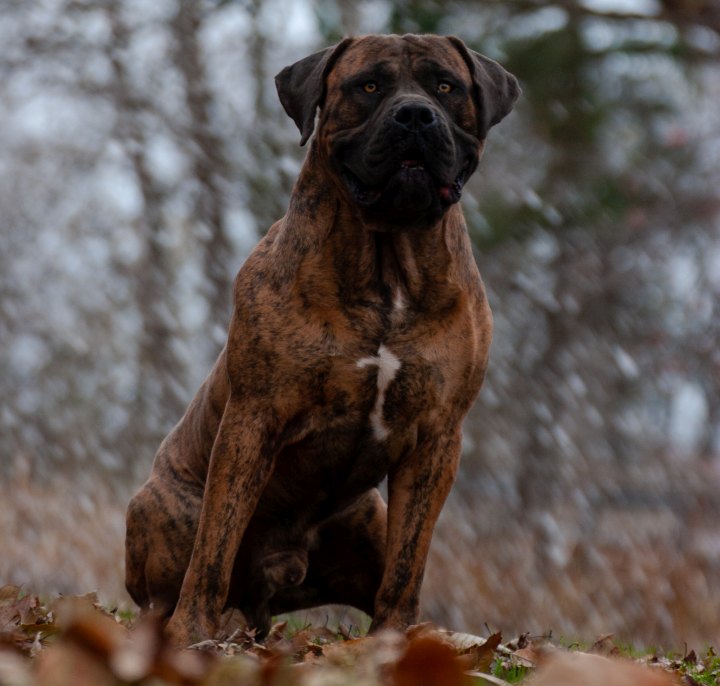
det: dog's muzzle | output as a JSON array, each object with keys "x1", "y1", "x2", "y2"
[{"x1": 337, "y1": 97, "x2": 476, "y2": 226}]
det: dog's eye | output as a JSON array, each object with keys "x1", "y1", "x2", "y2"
[
  {"x1": 437, "y1": 81, "x2": 454, "y2": 94},
  {"x1": 362, "y1": 81, "x2": 379, "y2": 94}
]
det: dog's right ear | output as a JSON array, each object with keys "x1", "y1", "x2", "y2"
[
  {"x1": 446, "y1": 36, "x2": 521, "y2": 139},
  {"x1": 275, "y1": 38, "x2": 354, "y2": 146}
]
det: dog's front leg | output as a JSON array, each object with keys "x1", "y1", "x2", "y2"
[
  {"x1": 165, "y1": 400, "x2": 278, "y2": 646},
  {"x1": 369, "y1": 429, "x2": 462, "y2": 632}
]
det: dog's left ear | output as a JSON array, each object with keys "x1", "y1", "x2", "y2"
[
  {"x1": 275, "y1": 38, "x2": 354, "y2": 146},
  {"x1": 447, "y1": 36, "x2": 521, "y2": 138}
]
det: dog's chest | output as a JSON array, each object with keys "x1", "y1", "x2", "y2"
[
  {"x1": 265, "y1": 343, "x2": 422, "y2": 516},
  {"x1": 354, "y1": 344, "x2": 402, "y2": 442},
  {"x1": 262, "y1": 285, "x2": 472, "y2": 512},
  {"x1": 284, "y1": 339, "x2": 441, "y2": 481}
]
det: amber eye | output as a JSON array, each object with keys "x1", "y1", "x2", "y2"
[
  {"x1": 437, "y1": 81, "x2": 454, "y2": 94},
  {"x1": 362, "y1": 81, "x2": 378, "y2": 94}
]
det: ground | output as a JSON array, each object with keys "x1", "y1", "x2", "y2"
[{"x1": 1, "y1": 586, "x2": 717, "y2": 685}]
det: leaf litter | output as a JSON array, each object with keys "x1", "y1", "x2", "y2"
[{"x1": 0, "y1": 586, "x2": 715, "y2": 685}]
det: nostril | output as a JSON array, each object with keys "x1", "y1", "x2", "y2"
[
  {"x1": 394, "y1": 105, "x2": 413, "y2": 126},
  {"x1": 419, "y1": 107, "x2": 436, "y2": 126},
  {"x1": 394, "y1": 103, "x2": 437, "y2": 130}
]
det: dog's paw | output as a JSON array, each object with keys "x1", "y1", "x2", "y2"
[{"x1": 164, "y1": 613, "x2": 211, "y2": 647}]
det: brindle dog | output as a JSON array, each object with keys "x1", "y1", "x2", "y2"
[{"x1": 125, "y1": 33, "x2": 520, "y2": 646}]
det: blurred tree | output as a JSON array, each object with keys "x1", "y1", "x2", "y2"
[
  {"x1": 105, "y1": 3, "x2": 186, "y2": 452},
  {"x1": 170, "y1": 0, "x2": 233, "y2": 337}
]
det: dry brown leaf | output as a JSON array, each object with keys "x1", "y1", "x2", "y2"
[
  {"x1": 469, "y1": 632, "x2": 502, "y2": 672},
  {"x1": 202, "y1": 655, "x2": 261, "y2": 686},
  {"x1": 35, "y1": 643, "x2": 119, "y2": 686},
  {"x1": 302, "y1": 642, "x2": 325, "y2": 663},
  {"x1": 0, "y1": 647, "x2": 33, "y2": 686},
  {"x1": 35, "y1": 595, "x2": 215, "y2": 685},
  {"x1": 153, "y1": 647, "x2": 214, "y2": 684},
  {"x1": 56, "y1": 599, "x2": 127, "y2": 658},
  {"x1": 109, "y1": 618, "x2": 161, "y2": 681},
  {"x1": 0, "y1": 586, "x2": 54, "y2": 654},
  {"x1": 589, "y1": 633, "x2": 619, "y2": 657},
  {"x1": 513, "y1": 645, "x2": 542, "y2": 667},
  {"x1": 0, "y1": 587, "x2": 25, "y2": 608},
  {"x1": 683, "y1": 649, "x2": 698, "y2": 665},
  {"x1": 320, "y1": 631, "x2": 407, "y2": 680},
  {"x1": 322, "y1": 636, "x2": 377, "y2": 664},
  {"x1": 258, "y1": 651, "x2": 296, "y2": 684},
  {"x1": 528, "y1": 651, "x2": 678, "y2": 686},
  {"x1": 439, "y1": 629, "x2": 491, "y2": 652},
  {"x1": 405, "y1": 621, "x2": 435, "y2": 640},
  {"x1": 498, "y1": 632, "x2": 550, "y2": 669},
  {"x1": 393, "y1": 633, "x2": 466, "y2": 686},
  {"x1": 0, "y1": 588, "x2": 32, "y2": 631},
  {"x1": 464, "y1": 672, "x2": 513, "y2": 686},
  {"x1": 439, "y1": 630, "x2": 502, "y2": 672},
  {"x1": 264, "y1": 620, "x2": 288, "y2": 648},
  {"x1": 515, "y1": 633, "x2": 531, "y2": 650},
  {"x1": 288, "y1": 625, "x2": 336, "y2": 652}
]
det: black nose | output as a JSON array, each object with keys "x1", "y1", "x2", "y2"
[{"x1": 393, "y1": 102, "x2": 437, "y2": 131}]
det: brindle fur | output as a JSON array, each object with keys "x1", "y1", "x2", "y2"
[{"x1": 125, "y1": 33, "x2": 519, "y2": 646}]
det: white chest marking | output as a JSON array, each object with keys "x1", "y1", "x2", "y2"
[
  {"x1": 393, "y1": 289, "x2": 406, "y2": 312},
  {"x1": 356, "y1": 344, "x2": 402, "y2": 441}
]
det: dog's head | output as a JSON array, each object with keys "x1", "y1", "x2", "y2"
[{"x1": 276, "y1": 34, "x2": 520, "y2": 230}]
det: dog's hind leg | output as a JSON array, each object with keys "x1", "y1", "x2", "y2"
[
  {"x1": 125, "y1": 476, "x2": 202, "y2": 620},
  {"x1": 268, "y1": 488, "x2": 387, "y2": 618}
]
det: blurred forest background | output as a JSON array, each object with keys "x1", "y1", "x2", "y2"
[{"x1": 2, "y1": 0, "x2": 720, "y2": 648}]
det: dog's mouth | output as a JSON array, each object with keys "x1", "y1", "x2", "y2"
[{"x1": 342, "y1": 154, "x2": 472, "y2": 209}]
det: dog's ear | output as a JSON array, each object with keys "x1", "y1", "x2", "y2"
[
  {"x1": 275, "y1": 38, "x2": 354, "y2": 146},
  {"x1": 447, "y1": 36, "x2": 521, "y2": 138}
]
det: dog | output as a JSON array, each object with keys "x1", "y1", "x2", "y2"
[{"x1": 125, "y1": 33, "x2": 519, "y2": 646}]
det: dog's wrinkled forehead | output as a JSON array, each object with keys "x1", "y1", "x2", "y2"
[{"x1": 326, "y1": 34, "x2": 472, "y2": 91}]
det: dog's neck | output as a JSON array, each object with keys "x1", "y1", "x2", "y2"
[{"x1": 281, "y1": 147, "x2": 477, "y2": 314}]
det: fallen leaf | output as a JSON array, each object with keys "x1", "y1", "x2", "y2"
[
  {"x1": 394, "y1": 633, "x2": 466, "y2": 686},
  {"x1": 303, "y1": 642, "x2": 325, "y2": 662},
  {"x1": 264, "y1": 620, "x2": 288, "y2": 648},
  {"x1": 516, "y1": 633, "x2": 530, "y2": 649},
  {"x1": 440, "y1": 630, "x2": 502, "y2": 672},
  {"x1": 0, "y1": 587, "x2": 23, "y2": 605},
  {"x1": 322, "y1": 636, "x2": 376, "y2": 664},
  {"x1": 405, "y1": 622, "x2": 435, "y2": 640},
  {"x1": 0, "y1": 647, "x2": 33, "y2": 686},
  {"x1": 0, "y1": 588, "x2": 33, "y2": 633},
  {"x1": 440, "y1": 630, "x2": 492, "y2": 652},
  {"x1": 589, "y1": 633, "x2": 619, "y2": 657},
  {"x1": 683, "y1": 649, "x2": 697, "y2": 665},
  {"x1": 464, "y1": 672, "x2": 513, "y2": 686},
  {"x1": 202, "y1": 655, "x2": 261, "y2": 686},
  {"x1": 56, "y1": 597, "x2": 127, "y2": 657},
  {"x1": 528, "y1": 651, "x2": 677, "y2": 686},
  {"x1": 109, "y1": 618, "x2": 160, "y2": 681},
  {"x1": 35, "y1": 643, "x2": 118, "y2": 686},
  {"x1": 153, "y1": 646, "x2": 213, "y2": 684},
  {"x1": 322, "y1": 631, "x2": 407, "y2": 680}
]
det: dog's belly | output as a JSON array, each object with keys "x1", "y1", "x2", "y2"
[{"x1": 256, "y1": 415, "x2": 403, "y2": 524}]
